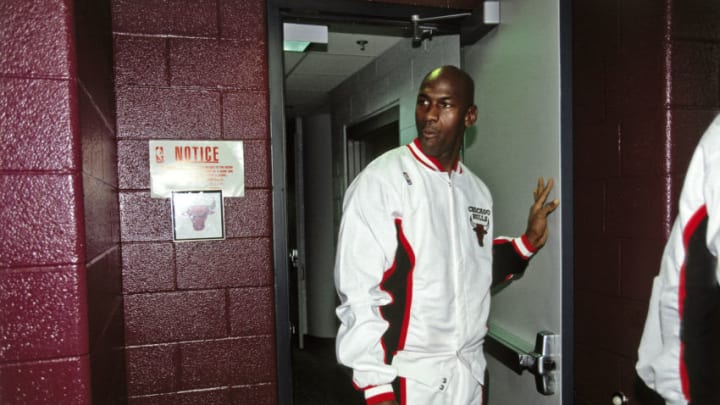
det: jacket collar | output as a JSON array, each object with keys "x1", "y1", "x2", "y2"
[{"x1": 407, "y1": 138, "x2": 462, "y2": 173}]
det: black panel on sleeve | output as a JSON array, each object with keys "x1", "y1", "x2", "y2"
[
  {"x1": 379, "y1": 221, "x2": 413, "y2": 365},
  {"x1": 492, "y1": 242, "x2": 530, "y2": 288},
  {"x1": 682, "y1": 216, "x2": 720, "y2": 405}
]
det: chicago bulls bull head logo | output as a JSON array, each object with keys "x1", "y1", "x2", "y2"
[
  {"x1": 468, "y1": 206, "x2": 491, "y2": 247},
  {"x1": 172, "y1": 190, "x2": 225, "y2": 241},
  {"x1": 185, "y1": 199, "x2": 216, "y2": 231}
]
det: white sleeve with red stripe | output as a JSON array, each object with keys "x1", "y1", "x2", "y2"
[
  {"x1": 701, "y1": 116, "x2": 720, "y2": 281},
  {"x1": 635, "y1": 115, "x2": 720, "y2": 405},
  {"x1": 493, "y1": 234, "x2": 537, "y2": 283},
  {"x1": 334, "y1": 172, "x2": 399, "y2": 404},
  {"x1": 635, "y1": 224, "x2": 686, "y2": 405},
  {"x1": 363, "y1": 385, "x2": 395, "y2": 405},
  {"x1": 493, "y1": 234, "x2": 537, "y2": 260}
]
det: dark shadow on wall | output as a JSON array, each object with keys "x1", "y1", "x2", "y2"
[{"x1": 75, "y1": 0, "x2": 127, "y2": 402}]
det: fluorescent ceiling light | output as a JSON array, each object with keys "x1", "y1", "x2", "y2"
[
  {"x1": 284, "y1": 40, "x2": 311, "y2": 52},
  {"x1": 484, "y1": 1, "x2": 500, "y2": 24},
  {"x1": 283, "y1": 23, "x2": 328, "y2": 52}
]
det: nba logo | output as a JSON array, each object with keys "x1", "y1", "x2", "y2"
[{"x1": 155, "y1": 146, "x2": 165, "y2": 163}]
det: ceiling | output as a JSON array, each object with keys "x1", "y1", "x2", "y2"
[
  {"x1": 277, "y1": 1, "x2": 494, "y2": 118},
  {"x1": 283, "y1": 30, "x2": 403, "y2": 117}
]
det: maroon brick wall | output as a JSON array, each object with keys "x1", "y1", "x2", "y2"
[
  {"x1": 573, "y1": 0, "x2": 720, "y2": 404},
  {"x1": 111, "y1": 0, "x2": 276, "y2": 402},
  {"x1": 668, "y1": 0, "x2": 720, "y2": 171},
  {"x1": 573, "y1": 3, "x2": 662, "y2": 403},
  {"x1": 0, "y1": 1, "x2": 92, "y2": 404}
]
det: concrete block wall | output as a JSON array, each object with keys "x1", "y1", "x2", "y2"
[
  {"x1": 573, "y1": 0, "x2": 720, "y2": 403},
  {"x1": 111, "y1": 0, "x2": 276, "y2": 402},
  {"x1": 0, "y1": 1, "x2": 92, "y2": 403},
  {"x1": 668, "y1": 0, "x2": 720, "y2": 172},
  {"x1": 573, "y1": 1, "x2": 668, "y2": 403}
]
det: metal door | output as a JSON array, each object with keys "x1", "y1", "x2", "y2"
[{"x1": 461, "y1": 0, "x2": 571, "y2": 404}]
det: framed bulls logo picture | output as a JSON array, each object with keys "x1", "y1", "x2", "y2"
[{"x1": 171, "y1": 190, "x2": 225, "y2": 241}]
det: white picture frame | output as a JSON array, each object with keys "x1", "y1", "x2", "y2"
[{"x1": 171, "y1": 190, "x2": 225, "y2": 241}]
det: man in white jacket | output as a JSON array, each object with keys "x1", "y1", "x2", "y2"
[
  {"x1": 637, "y1": 115, "x2": 720, "y2": 405},
  {"x1": 334, "y1": 65, "x2": 559, "y2": 405}
]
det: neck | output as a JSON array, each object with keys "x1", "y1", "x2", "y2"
[{"x1": 437, "y1": 152, "x2": 459, "y2": 173}]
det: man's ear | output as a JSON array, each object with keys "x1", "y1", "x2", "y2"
[{"x1": 465, "y1": 105, "x2": 478, "y2": 128}]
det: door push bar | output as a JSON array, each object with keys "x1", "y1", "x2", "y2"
[
  {"x1": 519, "y1": 331, "x2": 560, "y2": 395},
  {"x1": 485, "y1": 326, "x2": 560, "y2": 395}
]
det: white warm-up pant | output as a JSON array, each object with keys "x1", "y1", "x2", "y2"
[{"x1": 394, "y1": 355, "x2": 484, "y2": 405}]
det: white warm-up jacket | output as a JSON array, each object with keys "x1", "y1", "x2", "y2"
[
  {"x1": 637, "y1": 115, "x2": 720, "y2": 405},
  {"x1": 335, "y1": 139, "x2": 535, "y2": 405}
]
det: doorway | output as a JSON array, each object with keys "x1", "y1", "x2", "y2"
[
  {"x1": 288, "y1": 102, "x2": 402, "y2": 405},
  {"x1": 346, "y1": 106, "x2": 400, "y2": 182},
  {"x1": 268, "y1": 2, "x2": 467, "y2": 404},
  {"x1": 268, "y1": 1, "x2": 571, "y2": 405}
]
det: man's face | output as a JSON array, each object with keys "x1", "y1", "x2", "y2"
[{"x1": 415, "y1": 70, "x2": 476, "y2": 171}]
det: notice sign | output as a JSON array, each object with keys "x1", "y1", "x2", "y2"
[{"x1": 149, "y1": 140, "x2": 244, "y2": 198}]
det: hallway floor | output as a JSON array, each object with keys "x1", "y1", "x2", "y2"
[{"x1": 292, "y1": 336, "x2": 364, "y2": 405}]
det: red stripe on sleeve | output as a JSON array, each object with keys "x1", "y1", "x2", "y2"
[{"x1": 677, "y1": 204, "x2": 708, "y2": 400}]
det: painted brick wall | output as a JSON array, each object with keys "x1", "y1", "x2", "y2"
[
  {"x1": 573, "y1": 0, "x2": 720, "y2": 404},
  {"x1": 111, "y1": 0, "x2": 276, "y2": 402},
  {"x1": 0, "y1": 1, "x2": 92, "y2": 404},
  {"x1": 668, "y1": 0, "x2": 720, "y2": 172},
  {"x1": 573, "y1": 1, "x2": 667, "y2": 403}
]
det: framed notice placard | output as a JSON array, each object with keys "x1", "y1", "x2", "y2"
[
  {"x1": 150, "y1": 140, "x2": 244, "y2": 198},
  {"x1": 171, "y1": 190, "x2": 225, "y2": 241}
]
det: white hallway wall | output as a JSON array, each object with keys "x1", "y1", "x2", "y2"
[{"x1": 302, "y1": 112, "x2": 336, "y2": 337}]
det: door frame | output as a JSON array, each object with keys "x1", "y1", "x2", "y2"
[
  {"x1": 267, "y1": 3, "x2": 472, "y2": 403},
  {"x1": 560, "y1": 0, "x2": 573, "y2": 402},
  {"x1": 267, "y1": 1, "x2": 573, "y2": 403},
  {"x1": 267, "y1": 5, "x2": 293, "y2": 402}
]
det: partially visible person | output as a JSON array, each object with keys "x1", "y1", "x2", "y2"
[
  {"x1": 637, "y1": 115, "x2": 720, "y2": 405},
  {"x1": 333, "y1": 65, "x2": 559, "y2": 405}
]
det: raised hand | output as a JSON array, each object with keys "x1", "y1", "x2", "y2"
[{"x1": 525, "y1": 177, "x2": 560, "y2": 249}]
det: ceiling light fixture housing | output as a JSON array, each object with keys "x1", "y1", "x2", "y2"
[{"x1": 283, "y1": 22, "x2": 329, "y2": 52}]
